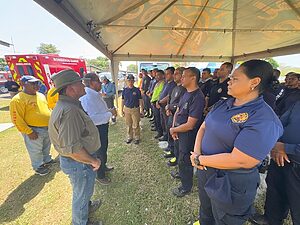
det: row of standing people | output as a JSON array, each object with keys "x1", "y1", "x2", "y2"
[{"x1": 135, "y1": 61, "x2": 300, "y2": 225}]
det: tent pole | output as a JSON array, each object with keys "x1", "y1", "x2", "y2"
[{"x1": 110, "y1": 58, "x2": 120, "y2": 109}]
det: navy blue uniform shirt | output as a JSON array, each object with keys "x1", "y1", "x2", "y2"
[
  {"x1": 122, "y1": 86, "x2": 142, "y2": 108},
  {"x1": 202, "y1": 96, "x2": 283, "y2": 161},
  {"x1": 279, "y1": 101, "x2": 300, "y2": 156},
  {"x1": 159, "y1": 80, "x2": 176, "y2": 101},
  {"x1": 207, "y1": 78, "x2": 230, "y2": 107},
  {"x1": 175, "y1": 88, "x2": 205, "y2": 129}
]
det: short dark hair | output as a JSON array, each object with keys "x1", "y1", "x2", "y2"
[
  {"x1": 240, "y1": 59, "x2": 274, "y2": 94},
  {"x1": 222, "y1": 62, "x2": 233, "y2": 73},
  {"x1": 166, "y1": 66, "x2": 175, "y2": 74},
  {"x1": 84, "y1": 72, "x2": 99, "y2": 87},
  {"x1": 203, "y1": 68, "x2": 211, "y2": 74},
  {"x1": 156, "y1": 69, "x2": 165, "y2": 75},
  {"x1": 175, "y1": 67, "x2": 185, "y2": 75},
  {"x1": 186, "y1": 67, "x2": 200, "y2": 83},
  {"x1": 286, "y1": 72, "x2": 300, "y2": 80}
]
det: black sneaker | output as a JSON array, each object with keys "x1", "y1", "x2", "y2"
[
  {"x1": 43, "y1": 159, "x2": 57, "y2": 168},
  {"x1": 35, "y1": 166, "x2": 50, "y2": 176},
  {"x1": 133, "y1": 140, "x2": 140, "y2": 145},
  {"x1": 170, "y1": 171, "x2": 181, "y2": 179},
  {"x1": 96, "y1": 177, "x2": 111, "y2": 185},
  {"x1": 105, "y1": 165, "x2": 114, "y2": 172},
  {"x1": 89, "y1": 199, "x2": 102, "y2": 214},
  {"x1": 158, "y1": 135, "x2": 168, "y2": 141},
  {"x1": 249, "y1": 213, "x2": 269, "y2": 225},
  {"x1": 167, "y1": 157, "x2": 177, "y2": 166},
  {"x1": 126, "y1": 139, "x2": 133, "y2": 144},
  {"x1": 87, "y1": 220, "x2": 103, "y2": 225},
  {"x1": 151, "y1": 127, "x2": 157, "y2": 131},
  {"x1": 172, "y1": 186, "x2": 191, "y2": 197},
  {"x1": 163, "y1": 151, "x2": 174, "y2": 158},
  {"x1": 154, "y1": 134, "x2": 163, "y2": 139}
]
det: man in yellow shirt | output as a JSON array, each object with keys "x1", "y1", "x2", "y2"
[
  {"x1": 10, "y1": 75, "x2": 54, "y2": 176},
  {"x1": 47, "y1": 86, "x2": 59, "y2": 109}
]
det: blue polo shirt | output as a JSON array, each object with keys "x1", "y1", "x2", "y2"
[
  {"x1": 122, "y1": 86, "x2": 142, "y2": 108},
  {"x1": 201, "y1": 96, "x2": 283, "y2": 161},
  {"x1": 175, "y1": 88, "x2": 205, "y2": 129}
]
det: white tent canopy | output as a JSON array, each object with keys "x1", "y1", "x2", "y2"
[{"x1": 35, "y1": 0, "x2": 300, "y2": 63}]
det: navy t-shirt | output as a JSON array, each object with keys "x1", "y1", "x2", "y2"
[
  {"x1": 122, "y1": 87, "x2": 142, "y2": 108},
  {"x1": 202, "y1": 96, "x2": 283, "y2": 161},
  {"x1": 175, "y1": 88, "x2": 205, "y2": 129},
  {"x1": 207, "y1": 78, "x2": 230, "y2": 107}
]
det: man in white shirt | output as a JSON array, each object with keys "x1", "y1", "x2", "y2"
[{"x1": 80, "y1": 73, "x2": 115, "y2": 185}]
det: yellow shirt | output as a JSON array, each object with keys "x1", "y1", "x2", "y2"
[
  {"x1": 47, "y1": 87, "x2": 59, "y2": 109},
  {"x1": 10, "y1": 92, "x2": 51, "y2": 134}
]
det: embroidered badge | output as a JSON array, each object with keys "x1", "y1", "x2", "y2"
[
  {"x1": 231, "y1": 113, "x2": 249, "y2": 123},
  {"x1": 217, "y1": 88, "x2": 222, "y2": 93}
]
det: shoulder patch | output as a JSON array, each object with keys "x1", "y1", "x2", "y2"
[{"x1": 231, "y1": 112, "x2": 249, "y2": 123}]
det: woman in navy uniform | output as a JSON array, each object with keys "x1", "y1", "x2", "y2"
[{"x1": 190, "y1": 59, "x2": 283, "y2": 225}]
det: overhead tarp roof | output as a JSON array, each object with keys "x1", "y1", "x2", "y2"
[{"x1": 34, "y1": 0, "x2": 300, "y2": 62}]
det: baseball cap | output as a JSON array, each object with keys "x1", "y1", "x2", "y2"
[
  {"x1": 127, "y1": 74, "x2": 135, "y2": 80},
  {"x1": 20, "y1": 75, "x2": 40, "y2": 83}
]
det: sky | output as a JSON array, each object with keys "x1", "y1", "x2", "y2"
[{"x1": 0, "y1": 0, "x2": 299, "y2": 69}]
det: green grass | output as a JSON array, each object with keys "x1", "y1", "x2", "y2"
[{"x1": 0, "y1": 94, "x2": 291, "y2": 225}]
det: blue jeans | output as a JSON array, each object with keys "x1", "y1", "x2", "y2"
[
  {"x1": 22, "y1": 126, "x2": 52, "y2": 170},
  {"x1": 60, "y1": 156, "x2": 96, "y2": 225}
]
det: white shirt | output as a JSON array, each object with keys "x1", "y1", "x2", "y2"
[{"x1": 80, "y1": 87, "x2": 112, "y2": 125}]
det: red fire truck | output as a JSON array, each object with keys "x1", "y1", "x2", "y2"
[{"x1": 5, "y1": 54, "x2": 87, "y2": 89}]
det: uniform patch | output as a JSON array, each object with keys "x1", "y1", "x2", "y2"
[
  {"x1": 231, "y1": 113, "x2": 249, "y2": 123},
  {"x1": 133, "y1": 92, "x2": 137, "y2": 95},
  {"x1": 217, "y1": 88, "x2": 222, "y2": 93},
  {"x1": 174, "y1": 91, "x2": 178, "y2": 98}
]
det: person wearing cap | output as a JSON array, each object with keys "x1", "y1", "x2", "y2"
[
  {"x1": 121, "y1": 74, "x2": 144, "y2": 144},
  {"x1": 9, "y1": 75, "x2": 54, "y2": 176},
  {"x1": 5, "y1": 76, "x2": 20, "y2": 98},
  {"x1": 48, "y1": 69, "x2": 102, "y2": 225},
  {"x1": 169, "y1": 67, "x2": 205, "y2": 197},
  {"x1": 80, "y1": 73, "x2": 115, "y2": 185},
  {"x1": 100, "y1": 75, "x2": 117, "y2": 124}
]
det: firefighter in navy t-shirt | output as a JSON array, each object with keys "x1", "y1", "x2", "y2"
[{"x1": 169, "y1": 67, "x2": 205, "y2": 197}]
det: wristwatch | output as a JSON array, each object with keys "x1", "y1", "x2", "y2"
[{"x1": 194, "y1": 155, "x2": 201, "y2": 166}]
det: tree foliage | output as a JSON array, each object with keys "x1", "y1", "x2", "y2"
[
  {"x1": 0, "y1": 58, "x2": 7, "y2": 71},
  {"x1": 86, "y1": 57, "x2": 110, "y2": 71},
  {"x1": 37, "y1": 43, "x2": 60, "y2": 54},
  {"x1": 265, "y1": 57, "x2": 280, "y2": 69},
  {"x1": 127, "y1": 64, "x2": 138, "y2": 73}
]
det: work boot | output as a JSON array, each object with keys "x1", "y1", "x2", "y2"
[
  {"x1": 158, "y1": 135, "x2": 168, "y2": 141},
  {"x1": 133, "y1": 140, "x2": 140, "y2": 145},
  {"x1": 43, "y1": 159, "x2": 58, "y2": 168},
  {"x1": 126, "y1": 139, "x2": 133, "y2": 144},
  {"x1": 154, "y1": 133, "x2": 163, "y2": 139}
]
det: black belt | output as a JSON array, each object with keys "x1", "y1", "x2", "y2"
[{"x1": 125, "y1": 105, "x2": 139, "y2": 109}]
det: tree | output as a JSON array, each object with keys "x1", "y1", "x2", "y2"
[
  {"x1": 37, "y1": 43, "x2": 60, "y2": 54},
  {"x1": 127, "y1": 64, "x2": 137, "y2": 73},
  {"x1": 265, "y1": 57, "x2": 280, "y2": 69},
  {"x1": 86, "y1": 56, "x2": 109, "y2": 71},
  {"x1": 0, "y1": 58, "x2": 7, "y2": 71}
]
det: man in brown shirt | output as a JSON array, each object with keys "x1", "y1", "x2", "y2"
[{"x1": 48, "y1": 69, "x2": 102, "y2": 225}]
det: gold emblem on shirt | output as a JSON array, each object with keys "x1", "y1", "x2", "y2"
[{"x1": 231, "y1": 112, "x2": 249, "y2": 123}]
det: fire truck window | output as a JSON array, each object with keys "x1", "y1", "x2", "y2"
[
  {"x1": 17, "y1": 66, "x2": 26, "y2": 76},
  {"x1": 26, "y1": 65, "x2": 35, "y2": 76}
]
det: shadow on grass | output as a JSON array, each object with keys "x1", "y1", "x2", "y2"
[
  {"x1": 0, "y1": 106, "x2": 9, "y2": 111},
  {"x1": 0, "y1": 162, "x2": 61, "y2": 223}
]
